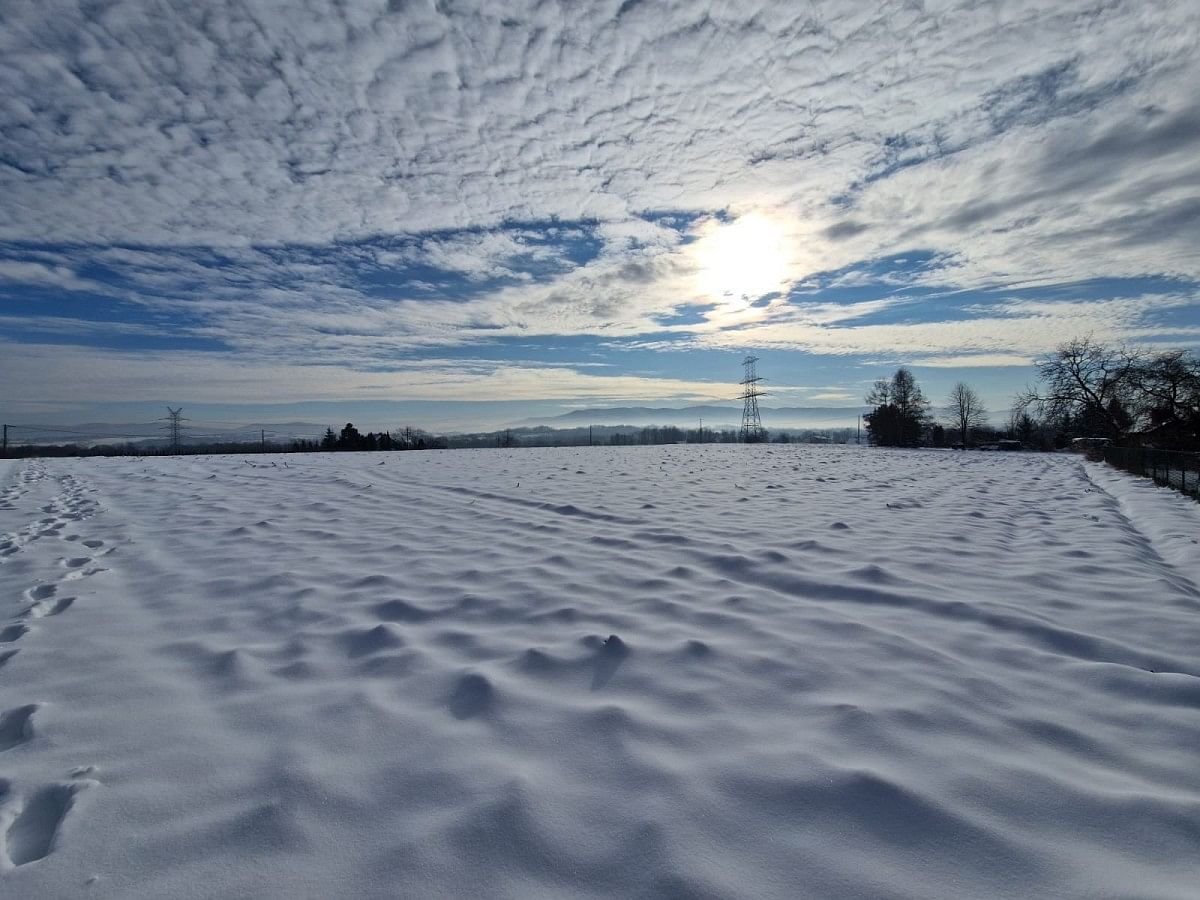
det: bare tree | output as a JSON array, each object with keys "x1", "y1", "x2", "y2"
[
  {"x1": 1017, "y1": 338, "x2": 1140, "y2": 441},
  {"x1": 1132, "y1": 349, "x2": 1200, "y2": 424},
  {"x1": 947, "y1": 382, "x2": 988, "y2": 448}
]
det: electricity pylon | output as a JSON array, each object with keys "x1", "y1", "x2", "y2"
[
  {"x1": 163, "y1": 407, "x2": 186, "y2": 453},
  {"x1": 739, "y1": 355, "x2": 766, "y2": 443}
]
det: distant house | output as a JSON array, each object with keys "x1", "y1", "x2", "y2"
[{"x1": 1128, "y1": 419, "x2": 1198, "y2": 451}]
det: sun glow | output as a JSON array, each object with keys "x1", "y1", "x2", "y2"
[{"x1": 693, "y1": 213, "x2": 793, "y2": 306}]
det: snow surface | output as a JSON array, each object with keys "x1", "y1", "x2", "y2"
[
  {"x1": 1, "y1": 446, "x2": 1198, "y2": 899},
  {"x1": 1086, "y1": 460, "x2": 1200, "y2": 587}
]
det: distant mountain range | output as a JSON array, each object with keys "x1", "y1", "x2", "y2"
[
  {"x1": 10, "y1": 406, "x2": 868, "y2": 448},
  {"x1": 514, "y1": 405, "x2": 869, "y2": 430},
  {"x1": 7, "y1": 421, "x2": 330, "y2": 447}
]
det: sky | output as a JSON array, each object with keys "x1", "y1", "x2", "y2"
[{"x1": 1, "y1": 0, "x2": 1198, "y2": 434}]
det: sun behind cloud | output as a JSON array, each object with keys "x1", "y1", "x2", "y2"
[{"x1": 692, "y1": 212, "x2": 795, "y2": 308}]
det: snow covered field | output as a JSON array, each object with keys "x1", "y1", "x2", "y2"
[{"x1": 1, "y1": 445, "x2": 1198, "y2": 899}]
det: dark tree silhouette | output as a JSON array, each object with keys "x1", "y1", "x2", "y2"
[
  {"x1": 1017, "y1": 338, "x2": 1139, "y2": 442},
  {"x1": 1016, "y1": 340, "x2": 1200, "y2": 449},
  {"x1": 1008, "y1": 410, "x2": 1037, "y2": 444},
  {"x1": 339, "y1": 423, "x2": 362, "y2": 450},
  {"x1": 1132, "y1": 349, "x2": 1200, "y2": 448},
  {"x1": 947, "y1": 382, "x2": 988, "y2": 448},
  {"x1": 865, "y1": 367, "x2": 930, "y2": 446}
]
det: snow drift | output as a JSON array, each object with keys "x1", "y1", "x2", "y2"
[{"x1": 1, "y1": 446, "x2": 1197, "y2": 898}]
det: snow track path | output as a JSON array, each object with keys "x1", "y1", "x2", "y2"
[{"x1": 1, "y1": 446, "x2": 1198, "y2": 899}]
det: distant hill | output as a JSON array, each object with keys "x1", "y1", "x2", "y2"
[
  {"x1": 514, "y1": 405, "x2": 868, "y2": 430},
  {"x1": 10, "y1": 408, "x2": 869, "y2": 448},
  {"x1": 7, "y1": 421, "x2": 330, "y2": 447}
]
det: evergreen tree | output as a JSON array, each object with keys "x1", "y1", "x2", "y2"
[
  {"x1": 339, "y1": 423, "x2": 362, "y2": 450},
  {"x1": 864, "y1": 367, "x2": 931, "y2": 447}
]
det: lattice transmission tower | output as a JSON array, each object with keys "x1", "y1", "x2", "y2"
[
  {"x1": 738, "y1": 355, "x2": 766, "y2": 443},
  {"x1": 163, "y1": 406, "x2": 187, "y2": 453}
]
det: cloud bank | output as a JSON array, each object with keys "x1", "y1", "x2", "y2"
[{"x1": 1, "y1": 0, "x2": 1197, "y2": 413}]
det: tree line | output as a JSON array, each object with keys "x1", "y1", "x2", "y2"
[
  {"x1": 3, "y1": 421, "x2": 859, "y2": 458},
  {"x1": 315, "y1": 423, "x2": 446, "y2": 452},
  {"x1": 864, "y1": 339, "x2": 1200, "y2": 451}
]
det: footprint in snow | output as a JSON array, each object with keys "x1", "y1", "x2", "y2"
[
  {"x1": 2, "y1": 781, "x2": 96, "y2": 867},
  {"x1": 0, "y1": 705, "x2": 39, "y2": 752},
  {"x1": 63, "y1": 566, "x2": 106, "y2": 582},
  {"x1": 0, "y1": 624, "x2": 29, "y2": 644},
  {"x1": 26, "y1": 584, "x2": 57, "y2": 602},
  {"x1": 590, "y1": 635, "x2": 629, "y2": 690},
  {"x1": 449, "y1": 672, "x2": 495, "y2": 719},
  {"x1": 24, "y1": 597, "x2": 74, "y2": 619}
]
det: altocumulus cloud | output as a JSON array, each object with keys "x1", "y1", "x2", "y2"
[{"x1": 0, "y1": 0, "x2": 1198, "y2": 411}]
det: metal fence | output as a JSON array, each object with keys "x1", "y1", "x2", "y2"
[{"x1": 1103, "y1": 446, "x2": 1200, "y2": 501}]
